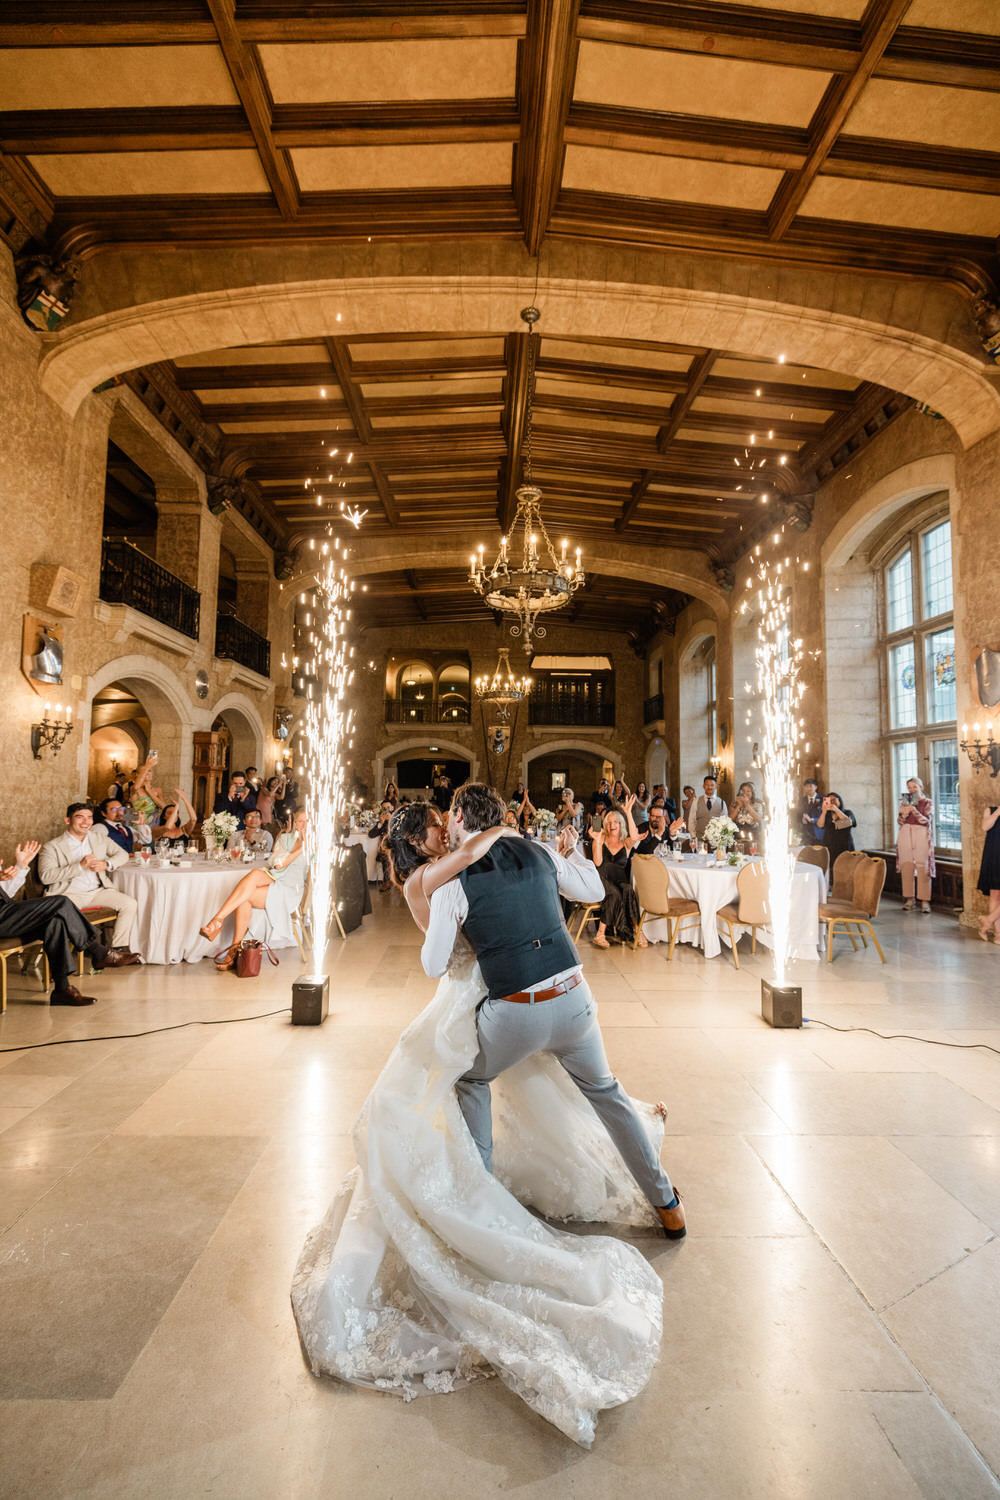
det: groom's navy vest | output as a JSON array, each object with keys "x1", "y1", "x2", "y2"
[{"x1": 458, "y1": 837, "x2": 578, "y2": 1000}]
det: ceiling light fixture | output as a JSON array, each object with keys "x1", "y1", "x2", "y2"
[
  {"x1": 474, "y1": 647, "x2": 531, "y2": 721},
  {"x1": 468, "y1": 305, "x2": 585, "y2": 654}
]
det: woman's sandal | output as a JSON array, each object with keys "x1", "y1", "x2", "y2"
[
  {"x1": 200, "y1": 917, "x2": 223, "y2": 941},
  {"x1": 214, "y1": 944, "x2": 237, "y2": 971},
  {"x1": 978, "y1": 916, "x2": 994, "y2": 942},
  {"x1": 592, "y1": 934, "x2": 610, "y2": 948}
]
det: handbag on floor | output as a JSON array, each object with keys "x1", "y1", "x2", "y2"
[{"x1": 235, "y1": 938, "x2": 279, "y2": 978}]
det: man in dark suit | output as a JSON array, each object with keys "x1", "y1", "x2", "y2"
[
  {"x1": 635, "y1": 803, "x2": 686, "y2": 855},
  {"x1": 213, "y1": 773, "x2": 257, "y2": 830},
  {"x1": 95, "y1": 797, "x2": 151, "y2": 855},
  {"x1": 0, "y1": 836, "x2": 137, "y2": 1005}
]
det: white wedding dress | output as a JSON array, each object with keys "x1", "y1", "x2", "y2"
[{"x1": 291, "y1": 940, "x2": 666, "y2": 1447}]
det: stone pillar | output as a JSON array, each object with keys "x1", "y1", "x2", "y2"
[
  {"x1": 156, "y1": 487, "x2": 221, "y2": 657},
  {"x1": 234, "y1": 558, "x2": 271, "y2": 637}
]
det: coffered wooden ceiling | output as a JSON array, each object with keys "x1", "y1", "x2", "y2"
[{"x1": 1, "y1": 1, "x2": 996, "y2": 629}]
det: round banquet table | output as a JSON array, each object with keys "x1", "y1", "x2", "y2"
[
  {"x1": 640, "y1": 855, "x2": 825, "y2": 961},
  {"x1": 346, "y1": 830, "x2": 379, "y2": 882},
  {"x1": 117, "y1": 856, "x2": 300, "y2": 965}
]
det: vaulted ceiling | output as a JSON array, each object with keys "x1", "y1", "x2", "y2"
[{"x1": 2, "y1": 1, "x2": 996, "y2": 633}]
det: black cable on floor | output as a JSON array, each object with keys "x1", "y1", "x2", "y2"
[
  {"x1": 0, "y1": 1007, "x2": 292, "y2": 1052},
  {"x1": 803, "y1": 1015, "x2": 1000, "y2": 1059}
]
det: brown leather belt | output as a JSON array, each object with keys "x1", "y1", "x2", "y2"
[{"x1": 499, "y1": 972, "x2": 583, "y2": 1004}]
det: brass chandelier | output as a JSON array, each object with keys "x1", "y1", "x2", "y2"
[
  {"x1": 474, "y1": 647, "x2": 531, "y2": 721},
  {"x1": 469, "y1": 305, "x2": 585, "y2": 654}
]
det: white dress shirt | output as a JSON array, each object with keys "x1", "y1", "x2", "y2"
[
  {"x1": 0, "y1": 866, "x2": 28, "y2": 900},
  {"x1": 62, "y1": 832, "x2": 102, "y2": 894},
  {"x1": 421, "y1": 841, "x2": 602, "y2": 982}
]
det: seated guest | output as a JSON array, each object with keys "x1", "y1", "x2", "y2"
[
  {"x1": 38, "y1": 803, "x2": 141, "y2": 961},
  {"x1": 502, "y1": 808, "x2": 521, "y2": 830},
  {"x1": 815, "y1": 792, "x2": 857, "y2": 864},
  {"x1": 730, "y1": 781, "x2": 764, "y2": 838},
  {"x1": 590, "y1": 794, "x2": 645, "y2": 948},
  {"x1": 230, "y1": 808, "x2": 273, "y2": 856},
  {"x1": 213, "y1": 772, "x2": 256, "y2": 829},
  {"x1": 691, "y1": 776, "x2": 725, "y2": 840},
  {"x1": 635, "y1": 803, "x2": 686, "y2": 855},
  {"x1": 555, "y1": 787, "x2": 583, "y2": 832},
  {"x1": 199, "y1": 811, "x2": 309, "y2": 970},
  {"x1": 153, "y1": 788, "x2": 197, "y2": 843},
  {"x1": 1, "y1": 836, "x2": 139, "y2": 1005},
  {"x1": 796, "y1": 778, "x2": 823, "y2": 844},
  {"x1": 95, "y1": 796, "x2": 151, "y2": 854}
]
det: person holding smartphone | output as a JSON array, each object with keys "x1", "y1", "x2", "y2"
[{"x1": 815, "y1": 791, "x2": 857, "y2": 867}]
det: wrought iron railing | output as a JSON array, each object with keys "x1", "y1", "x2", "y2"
[
  {"x1": 643, "y1": 693, "x2": 664, "y2": 723},
  {"x1": 384, "y1": 699, "x2": 470, "y2": 724},
  {"x1": 215, "y1": 613, "x2": 271, "y2": 678},
  {"x1": 529, "y1": 675, "x2": 615, "y2": 727},
  {"x1": 100, "y1": 539, "x2": 200, "y2": 640}
]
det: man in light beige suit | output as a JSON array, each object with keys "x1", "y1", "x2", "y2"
[{"x1": 39, "y1": 802, "x2": 141, "y2": 956}]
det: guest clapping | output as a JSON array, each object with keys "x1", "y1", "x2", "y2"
[
  {"x1": 153, "y1": 788, "x2": 196, "y2": 843},
  {"x1": 591, "y1": 794, "x2": 644, "y2": 948}
]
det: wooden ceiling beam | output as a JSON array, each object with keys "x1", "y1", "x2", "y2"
[
  {"x1": 206, "y1": 0, "x2": 299, "y2": 220},
  {"x1": 404, "y1": 569, "x2": 429, "y2": 621},
  {"x1": 614, "y1": 347, "x2": 717, "y2": 533},
  {"x1": 498, "y1": 329, "x2": 535, "y2": 532},
  {"x1": 513, "y1": 0, "x2": 580, "y2": 254},
  {"x1": 540, "y1": 356, "x2": 857, "y2": 410},
  {"x1": 767, "y1": 0, "x2": 914, "y2": 242},
  {"x1": 565, "y1": 104, "x2": 808, "y2": 171},
  {"x1": 351, "y1": 355, "x2": 505, "y2": 381},
  {"x1": 0, "y1": 5, "x2": 527, "y2": 46}
]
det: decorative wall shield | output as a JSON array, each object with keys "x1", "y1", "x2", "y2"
[{"x1": 974, "y1": 647, "x2": 1000, "y2": 710}]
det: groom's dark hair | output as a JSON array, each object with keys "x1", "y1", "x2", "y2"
[{"x1": 452, "y1": 781, "x2": 505, "y2": 833}]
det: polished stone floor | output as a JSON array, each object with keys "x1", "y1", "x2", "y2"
[{"x1": 1, "y1": 895, "x2": 999, "y2": 1500}]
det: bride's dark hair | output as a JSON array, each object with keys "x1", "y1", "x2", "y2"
[{"x1": 382, "y1": 802, "x2": 440, "y2": 887}]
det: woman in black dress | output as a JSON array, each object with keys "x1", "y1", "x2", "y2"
[
  {"x1": 976, "y1": 805, "x2": 1000, "y2": 941},
  {"x1": 590, "y1": 795, "x2": 644, "y2": 947},
  {"x1": 815, "y1": 792, "x2": 857, "y2": 869}
]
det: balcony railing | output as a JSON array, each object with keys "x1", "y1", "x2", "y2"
[
  {"x1": 643, "y1": 693, "x2": 664, "y2": 723},
  {"x1": 384, "y1": 698, "x2": 470, "y2": 724},
  {"x1": 529, "y1": 676, "x2": 615, "y2": 727},
  {"x1": 216, "y1": 613, "x2": 271, "y2": 678},
  {"x1": 100, "y1": 539, "x2": 200, "y2": 640}
]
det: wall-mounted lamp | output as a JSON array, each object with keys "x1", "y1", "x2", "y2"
[
  {"x1": 32, "y1": 702, "x2": 74, "y2": 759},
  {"x1": 710, "y1": 755, "x2": 722, "y2": 781},
  {"x1": 960, "y1": 722, "x2": 1000, "y2": 778}
]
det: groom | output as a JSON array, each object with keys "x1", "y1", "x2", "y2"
[{"x1": 420, "y1": 781, "x2": 686, "y2": 1239}]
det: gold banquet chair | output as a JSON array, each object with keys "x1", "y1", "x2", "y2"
[
  {"x1": 630, "y1": 854, "x2": 701, "y2": 959},
  {"x1": 569, "y1": 899, "x2": 603, "y2": 944},
  {"x1": 819, "y1": 854, "x2": 887, "y2": 964},
  {"x1": 716, "y1": 861, "x2": 772, "y2": 970},
  {"x1": 830, "y1": 849, "x2": 865, "y2": 904},
  {"x1": 0, "y1": 939, "x2": 50, "y2": 1013},
  {"x1": 795, "y1": 844, "x2": 830, "y2": 879}
]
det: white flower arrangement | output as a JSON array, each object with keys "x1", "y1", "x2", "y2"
[
  {"x1": 202, "y1": 810, "x2": 239, "y2": 849},
  {"x1": 532, "y1": 807, "x2": 557, "y2": 838},
  {"x1": 704, "y1": 813, "x2": 740, "y2": 852}
]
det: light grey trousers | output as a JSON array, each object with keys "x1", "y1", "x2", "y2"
[{"x1": 455, "y1": 977, "x2": 676, "y2": 1209}]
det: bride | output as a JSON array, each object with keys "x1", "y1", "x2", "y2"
[{"x1": 291, "y1": 802, "x2": 669, "y2": 1447}]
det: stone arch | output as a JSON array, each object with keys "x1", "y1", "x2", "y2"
[
  {"x1": 40, "y1": 250, "x2": 1000, "y2": 446},
  {"x1": 821, "y1": 452, "x2": 957, "y2": 852},
  {"x1": 377, "y1": 736, "x2": 478, "y2": 794},
  {"x1": 209, "y1": 691, "x2": 266, "y2": 775},
  {"x1": 521, "y1": 738, "x2": 618, "y2": 790},
  {"x1": 81, "y1": 652, "x2": 195, "y2": 794}
]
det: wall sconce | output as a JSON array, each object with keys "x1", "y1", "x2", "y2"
[
  {"x1": 710, "y1": 755, "x2": 722, "y2": 782},
  {"x1": 274, "y1": 707, "x2": 292, "y2": 742},
  {"x1": 32, "y1": 702, "x2": 74, "y2": 759},
  {"x1": 960, "y1": 722, "x2": 1000, "y2": 778}
]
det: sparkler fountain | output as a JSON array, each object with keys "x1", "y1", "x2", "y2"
[
  {"x1": 749, "y1": 548, "x2": 806, "y2": 1026},
  {"x1": 291, "y1": 536, "x2": 357, "y2": 1025}
]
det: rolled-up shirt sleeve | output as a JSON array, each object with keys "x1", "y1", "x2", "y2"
[
  {"x1": 539, "y1": 843, "x2": 603, "y2": 903},
  {"x1": 0, "y1": 867, "x2": 28, "y2": 900},
  {"x1": 420, "y1": 880, "x2": 468, "y2": 977}
]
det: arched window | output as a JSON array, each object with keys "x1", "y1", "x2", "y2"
[{"x1": 881, "y1": 515, "x2": 958, "y2": 850}]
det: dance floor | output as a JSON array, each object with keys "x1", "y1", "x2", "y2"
[{"x1": 1, "y1": 896, "x2": 999, "y2": 1499}]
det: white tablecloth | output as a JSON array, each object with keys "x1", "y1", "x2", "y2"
[
  {"x1": 641, "y1": 857, "x2": 824, "y2": 961},
  {"x1": 117, "y1": 857, "x2": 299, "y2": 964},
  {"x1": 347, "y1": 831, "x2": 379, "y2": 882}
]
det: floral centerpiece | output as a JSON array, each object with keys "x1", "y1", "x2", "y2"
[
  {"x1": 532, "y1": 807, "x2": 557, "y2": 840},
  {"x1": 201, "y1": 810, "x2": 238, "y2": 853},
  {"x1": 704, "y1": 813, "x2": 740, "y2": 853}
]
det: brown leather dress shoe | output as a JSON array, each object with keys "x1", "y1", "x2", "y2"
[
  {"x1": 92, "y1": 948, "x2": 142, "y2": 969},
  {"x1": 655, "y1": 1196, "x2": 687, "y2": 1241},
  {"x1": 51, "y1": 983, "x2": 97, "y2": 1006}
]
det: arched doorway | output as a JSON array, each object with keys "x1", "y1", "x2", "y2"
[
  {"x1": 83, "y1": 656, "x2": 192, "y2": 805},
  {"x1": 88, "y1": 684, "x2": 150, "y2": 802}
]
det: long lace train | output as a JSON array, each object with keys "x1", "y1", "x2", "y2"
[{"x1": 291, "y1": 953, "x2": 665, "y2": 1446}]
